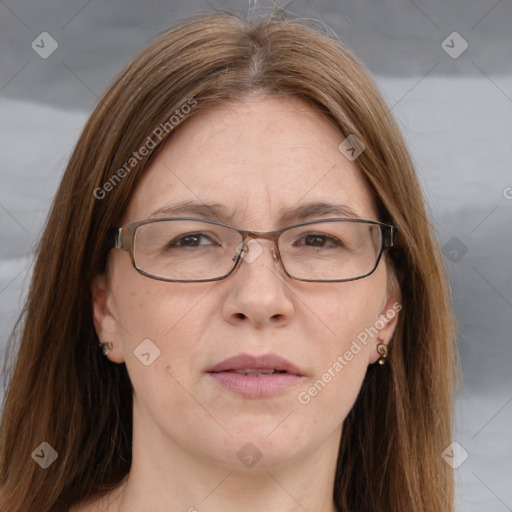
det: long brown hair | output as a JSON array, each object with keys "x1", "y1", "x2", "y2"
[{"x1": 0, "y1": 9, "x2": 457, "y2": 511}]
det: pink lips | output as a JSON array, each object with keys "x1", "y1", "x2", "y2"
[{"x1": 207, "y1": 353, "x2": 305, "y2": 398}]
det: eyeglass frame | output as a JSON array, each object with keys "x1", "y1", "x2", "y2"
[{"x1": 107, "y1": 217, "x2": 398, "y2": 283}]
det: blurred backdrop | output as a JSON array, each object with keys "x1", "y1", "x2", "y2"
[{"x1": 1, "y1": 1, "x2": 511, "y2": 510}]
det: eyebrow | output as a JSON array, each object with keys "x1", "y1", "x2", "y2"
[{"x1": 149, "y1": 199, "x2": 363, "y2": 226}]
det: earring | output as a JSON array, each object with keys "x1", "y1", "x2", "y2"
[
  {"x1": 377, "y1": 343, "x2": 388, "y2": 365},
  {"x1": 99, "y1": 342, "x2": 113, "y2": 356}
]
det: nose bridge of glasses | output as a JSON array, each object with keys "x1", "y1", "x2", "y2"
[{"x1": 239, "y1": 232, "x2": 279, "y2": 262}]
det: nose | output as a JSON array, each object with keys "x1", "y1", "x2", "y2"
[{"x1": 221, "y1": 238, "x2": 295, "y2": 328}]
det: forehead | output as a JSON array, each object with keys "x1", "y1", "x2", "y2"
[{"x1": 123, "y1": 95, "x2": 378, "y2": 229}]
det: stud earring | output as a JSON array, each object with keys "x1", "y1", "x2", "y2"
[
  {"x1": 99, "y1": 342, "x2": 113, "y2": 356},
  {"x1": 377, "y1": 343, "x2": 388, "y2": 365}
]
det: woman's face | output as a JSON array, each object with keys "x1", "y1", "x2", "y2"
[{"x1": 92, "y1": 95, "x2": 399, "y2": 473}]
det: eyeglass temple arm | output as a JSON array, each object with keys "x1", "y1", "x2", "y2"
[
  {"x1": 383, "y1": 225, "x2": 398, "y2": 248},
  {"x1": 107, "y1": 227, "x2": 127, "y2": 251}
]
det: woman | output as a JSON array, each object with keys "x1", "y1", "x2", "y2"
[{"x1": 0, "y1": 9, "x2": 457, "y2": 512}]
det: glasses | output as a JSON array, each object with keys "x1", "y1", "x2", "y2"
[{"x1": 107, "y1": 217, "x2": 397, "y2": 283}]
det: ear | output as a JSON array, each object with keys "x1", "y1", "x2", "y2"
[
  {"x1": 91, "y1": 274, "x2": 125, "y2": 363},
  {"x1": 368, "y1": 296, "x2": 402, "y2": 364}
]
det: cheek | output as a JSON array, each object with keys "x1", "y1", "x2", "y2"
[
  {"x1": 110, "y1": 268, "x2": 213, "y2": 387},
  {"x1": 296, "y1": 323, "x2": 372, "y2": 433},
  {"x1": 306, "y1": 279, "x2": 384, "y2": 349},
  {"x1": 296, "y1": 279, "x2": 384, "y2": 413},
  {"x1": 114, "y1": 279, "x2": 210, "y2": 420},
  {"x1": 110, "y1": 253, "x2": 206, "y2": 342}
]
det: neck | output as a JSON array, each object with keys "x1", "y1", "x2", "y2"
[{"x1": 115, "y1": 417, "x2": 341, "y2": 512}]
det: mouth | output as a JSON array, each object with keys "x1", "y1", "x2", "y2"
[
  {"x1": 207, "y1": 353, "x2": 303, "y2": 376},
  {"x1": 211, "y1": 368, "x2": 289, "y2": 377},
  {"x1": 207, "y1": 353, "x2": 304, "y2": 398}
]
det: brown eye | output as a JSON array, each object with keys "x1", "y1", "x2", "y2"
[
  {"x1": 295, "y1": 233, "x2": 343, "y2": 248},
  {"x1": 168, "y1": 233, "x2": 218, "y2": 248}
]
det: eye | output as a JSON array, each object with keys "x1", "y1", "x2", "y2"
[
  {"x1": 168, "y1": 232, "x2": 219, "y2": 248},
  {"x1": 294, "y1": 233, "x2": 343, "y2": 248}
]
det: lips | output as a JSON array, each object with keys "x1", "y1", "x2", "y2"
[
  {"x1": 207, "y1": 353, "x2": 305, "y2": 398},
  {"x1": 207, "y1": 353, "x2": 303, "y2": 376}
]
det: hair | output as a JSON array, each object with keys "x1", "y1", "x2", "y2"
[{"x1": 0, "y1": 9, "x2": 458, "y2": 512}]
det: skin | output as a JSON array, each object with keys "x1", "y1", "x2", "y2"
[{"x1": 83, "y1": 94, "x2": 400, "y2": 512}]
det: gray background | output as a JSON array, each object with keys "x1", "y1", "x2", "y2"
[{"x1": 1, "y1": 1, "x2": 511, "y2": 510}]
